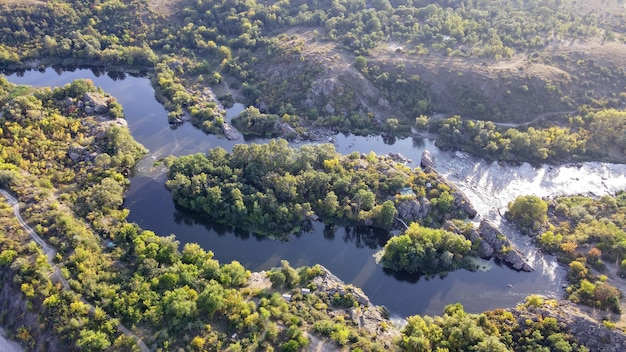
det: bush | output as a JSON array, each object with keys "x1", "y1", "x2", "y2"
[{"x1": 507, "y1": 195, "x2": 548, "y2": 235}]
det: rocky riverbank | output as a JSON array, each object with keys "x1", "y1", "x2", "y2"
[
  {"x1": 514, "y1": 300, "x2": 626, "y2": 352},
  {"x1": 420, "y1": 150, "x2": 478, "y2": 218},
  {"x1": 421, "y1": 149, "x2": 533, "y2": 271},
  {"x1": 247, "y1": 265, "x2": 401, "y2": 349}
]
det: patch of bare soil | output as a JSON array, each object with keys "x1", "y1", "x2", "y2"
[
  {"x1": 572, "y1": 0, "x2": 626, "y2": 16},
  {"x1": 296, "y1": 27, "x2": 626, "y2": 121},
  {"x1": 588, "y1": 262, "x2": 626, "y2": 330},
  {"x1": 148, "y1": 0, "x2": 178, "y2": 17},
  {"x1": 0, "y1": 0, "x2": 46, "y2": 6},
  {"x1": 247, "y1": 271, "x2": 272, "y2": 291}
]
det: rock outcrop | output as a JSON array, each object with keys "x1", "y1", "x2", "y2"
[
  {"x1": 83, "y1": 92, "x2": 109, "y2": 114},
  {"x1": 441, "y1": 219, "x2": 532, "y2": 271},
  {"x1": 388, "y1": 152, "x2": 411, "y2": 164},
  {"x1": 311, "y1": 266, "x2": 400, "y2": 342},
  {"x1": 395, "y1": 196, "x2": 430, "y2": 222},
  {"x1": 67, "y1": 145, "x2": 97, "y2": 164},
  {"x1": 477, "y1": 220, "x2": 533, "y2": 272},
  {"x1": 277, "y1": 122, "x2": 298, "y2": 140},
  {"x1": 0, "y1": 270, "x2": 69, "y2": 352},
  {"x1": 515, "y1": 301, "x2": 626, "y2": 352},
  {"x1": 222, "y1": 122, "x2": 241, "y2": 140},
  {"x1": 420, "y1": 150, "x2": 436, "y2": 172}
]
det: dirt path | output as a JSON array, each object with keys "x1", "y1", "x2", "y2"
[
  {"x1": 0, "y1": 189, "x2": 151, "y2": 352},
  {"x1": 490, "y1": 110, "x2": 577, "y2": 128}
]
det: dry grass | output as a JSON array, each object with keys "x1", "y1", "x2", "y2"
[
  {"x1": 0, "y1": 0, "x2": 46, "y2": 5},
  {"x1": 148, "y1": 0, "x2": 178, "y2": 17},
  {"x1": 572, "y1": 0, "x2": 626, "y2": 16}
]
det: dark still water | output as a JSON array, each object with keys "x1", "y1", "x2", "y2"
[{"x1": 13, "y1": 68, "x2": 621, "y2": 318}]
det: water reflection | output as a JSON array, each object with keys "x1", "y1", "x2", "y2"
[{"x1": 341, "y1": 226, "x2": 390, "y2": 249}]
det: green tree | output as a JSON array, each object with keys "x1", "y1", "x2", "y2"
[
  {"x1": 76, "y1": 329, "x2": 111, "y2": 352},
  {"x1": 507, "y1": 195, "x2": 548, "y2": 235},
  {"x1": 353, "y1": 55, "x2": 367, "y2": 72}
]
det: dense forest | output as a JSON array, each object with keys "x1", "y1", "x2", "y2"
[
  {"x1": 165, "y1": 139, "x2": 472, "y2": 237},
  {"x1": 416, "y1": 109, "x2": 626, "y2": 163}
]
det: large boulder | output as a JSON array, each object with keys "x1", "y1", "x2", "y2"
[
  {"x1": 477, "y1": 240, "x2": 494, "y2": 258},
  {"x1": 420, "y1": 150, "x2": 436, "y2": 172},
  {"x1": 505, "y1": 249, "x2": 534, "y2": 272},
  {"x1": 222, "y1": 122, "x2": 241, "y2": 140},
  {"x1": 277, "y1": 122, "x2": 298, "y2": 140},
  {"x1": 453, "y1": 192, "x2": 478, "y2": 219},
  {"x1": 396, "y1": 197, "x2": 431, "y2": 223},
  {"x1": 478, "y1": 220, "x2": 533, "y2": 271},
  {"x1": 83, "y1": 92, "x2": 109, "y2": 114}
]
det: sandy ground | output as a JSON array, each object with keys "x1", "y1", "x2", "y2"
[{"x1": 0, "y1": 328, "x2": 24, "y2": 352}]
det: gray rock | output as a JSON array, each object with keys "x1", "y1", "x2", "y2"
[
  {"x1": 420, "y1": 150, "x2": 436, "y2": 172},
  {"x1": 468, "y1": 229, "x2": 481, "y2": 242},
  {"x1": 478, "y1": 220, "x2": 533, "y2": 271},
  {"x1": 83, "y1": 92, "x2": 108, "y2": 113},
  {"x1": 454, "y1": 193, "x2": 478, "y2": 219},
  {"x1": 222, "y1": 122, "x2": 241, "y2": 140},
  {"x1": 67, "y1": 146, "x2": 88, "y2": 163},
  {"x1": 505, "y1": 249, "x2": 528, "y2": 271},
  {"x1": 396, "y1": 197, "x2": 431, "y2": 223},
  {"x1": 277, "y1": 122, "x2": 298, "y2": 140},
  {"x1": 477, "y1": 240, "x2": 494, "y2": 258},
  {"x1": 443, "y1": 220, "x2": 460, "y2": 234},
  {"x1": 388, "y1": 152, "x2": 411, "y2": 163},
  {"x1": 479, "y1": 220, "x2": 500, "y2": 244}
]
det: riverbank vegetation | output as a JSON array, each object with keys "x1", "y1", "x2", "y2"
[
  {"x1": 380, "y1": 223, "x2": 473, "y2": 275},
  {"x1": 508, "y1": 192, "x2": 626, "y2": 313},
  {"x1": 0, "y1": 0, "x2": 625, "y2": 164},
  {"x1": 399, "y1": 297, "x2": 590, "y2": 352},
  {"x1": 166, "y1": 140, "x2": 499, "y2": 277},
  {"x1": 416, "y1": 108, "x2": 626, "y2": 163}
]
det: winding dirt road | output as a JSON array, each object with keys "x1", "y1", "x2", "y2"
[{"x1": 0, "y1": 189, "x2": 150, "y2": 352}]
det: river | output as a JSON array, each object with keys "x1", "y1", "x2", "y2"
[{"x1": 5, "y1": 68, "x2": 626, "y2": 321}]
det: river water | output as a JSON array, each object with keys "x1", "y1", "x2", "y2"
[{"x1": 6, "y1": 68, "x2": 626, "y2": 320}]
